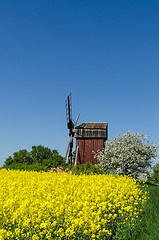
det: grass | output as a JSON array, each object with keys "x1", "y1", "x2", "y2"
[
  {"x1": 136, "y1": 184, "x2": 159, "y2": 240},
  {"x1": 117, "y1": 184, "x2": 159, "y2": 240}
]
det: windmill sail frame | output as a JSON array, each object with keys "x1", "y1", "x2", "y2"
[{"x1": 65, "y1": 93, "x2": 80, "y2": 164}]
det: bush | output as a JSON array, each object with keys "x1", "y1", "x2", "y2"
[
  {"x1": 42, "y1": 155, "x2": 68, "y2": 169},
  {"x1": 151, "y1": 163, "x2": 159, "y2": 183},
  {"x1": 96, "y1": 131, "x2": 158, "y2": 178},
  {"x1": 3, "y1": 162, "x2": 48, "y2": 172},
  {"x1": 69, "y1": 162, "x2": 104, "y2": 175}
]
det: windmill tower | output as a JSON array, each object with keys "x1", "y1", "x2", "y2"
[
  {"x1": 75, "y1": 122, "x2": 108, "y2": 164},
  {"x1": 65, "y1": 93, "x2": 80, "y2": 164}
]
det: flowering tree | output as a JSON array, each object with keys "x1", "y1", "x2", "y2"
[{"x1": 95, "y1": 131, "x2": 158, "y2": 178}]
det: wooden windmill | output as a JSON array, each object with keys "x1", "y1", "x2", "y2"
[{"x1": 65, "y1": 93, "x2": 80, "y2": 164}]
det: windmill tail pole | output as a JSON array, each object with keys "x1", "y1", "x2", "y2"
[
  {"x1": 73, "y1": 113, "x2": 80, "y2": 132},
  {"x1": 65, "y1": 143, "x2": 70, "y2": 159},
  {"x1": 65, "y1": 135, "x2": 73, "y2": 159}
]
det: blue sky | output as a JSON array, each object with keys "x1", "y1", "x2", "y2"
[{"x1": 0, "y1": 0, "x2": 159, "y2": 167}]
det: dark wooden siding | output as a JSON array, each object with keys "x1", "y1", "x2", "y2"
[{"x1": 76, "y1": 138, "x2": 105, "y2": 164}]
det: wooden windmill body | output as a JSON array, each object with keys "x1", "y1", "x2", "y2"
[
  {"x1": 65, "y1": 93, "x2": 108, "y2": 165},
  {"x1": 75, "y1": 123, "x2": 108, "y2": 165}
]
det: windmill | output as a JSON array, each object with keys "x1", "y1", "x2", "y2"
[{"x1": 65, "y1": 93, "x2": 80, "y2": 164}]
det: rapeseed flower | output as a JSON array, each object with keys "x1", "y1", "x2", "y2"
[{"x1": 0, "y1": 169, "x2": 147, "y2": 239}]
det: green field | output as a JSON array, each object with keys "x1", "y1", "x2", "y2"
[{"x1": 118, "y1": 184, "x2": 159, "y2": 240}]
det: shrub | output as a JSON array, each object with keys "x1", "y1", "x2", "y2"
[
  {"x1": 42, "y1": 155, "x2": 68, "y2": 169},
  {"x1": 151, "y1": 163, "x2": 159, "y2": 183},
  {"x1": 3, "y1": 162, "x2": 47, "y2": 172},
  {"x1": 69, "y1": 162, "x2": 104, "y2": 175}
]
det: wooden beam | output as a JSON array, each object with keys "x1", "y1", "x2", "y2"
[{"x1": 74, "y1": 146, "x2": 79, "y2": 166}]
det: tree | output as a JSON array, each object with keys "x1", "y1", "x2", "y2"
[
  {"x1": 95, "y1": 131, "x2": 158, "y2": 178},
  {"x1": 4, "y1": 149, "x2": 32, "y2": 165},
  {"x1": 4, "y1": 156, "x2": 13, "y2": 166},
  {"x1": 13, "y1": 149, "x2": 32, "y2": 164},
  {"x1": 30, "y1": 145, "x2": 53, "y2": 163},
  {"x1": 3, "y1": 145, "x2": 66, "y2": 171}
]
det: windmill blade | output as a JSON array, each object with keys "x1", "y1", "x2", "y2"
[
  {"x1": 65, "y1": 135, "x2": 73, "y2": 159},
  {"x1": 65, "y1": 93, "x2": 73, "y2": 130},
  {"x1": 65, "y1": 93, "x2": 80, "y2": 164},
  {"x1": 65, "y1": 113, "x2": 79, "y2": 160}
]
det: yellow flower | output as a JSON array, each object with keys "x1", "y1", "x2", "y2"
[
  {"x1": 0, "y1": 169, "x2": 148, "y2": 239},
  {"x1": 32, "y1": 234, "x2": 39, "y2": 240}
]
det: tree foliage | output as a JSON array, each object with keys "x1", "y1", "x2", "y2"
[
  {"x1": 3, "y1": 145, "x2": 66, "y2": 171},
  {"x1": 4, "y1": 149, "x2": 32, "y2": 165},
  {"x1": 30, "y1": 145, "x2": 53, "y2": 163},
  {"x1": 95, "y1": 131, "x2": 158, "y2": 178}
]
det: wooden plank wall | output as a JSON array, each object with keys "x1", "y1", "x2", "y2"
[{"x1": 76, "y1": 139, "x2": 105, "y2": 164}]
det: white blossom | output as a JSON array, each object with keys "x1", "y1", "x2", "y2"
[{"x1": 95, "y1": 131, "x2": 158, "y2": 178}]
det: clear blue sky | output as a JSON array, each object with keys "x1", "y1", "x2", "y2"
[{"x1": 0, "y1": 0, "x2": 159, "y2": 167}]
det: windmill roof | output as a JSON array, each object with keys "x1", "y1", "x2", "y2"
[{"x1": 76, "y1": 122, "x2": 108, "y2": 129}]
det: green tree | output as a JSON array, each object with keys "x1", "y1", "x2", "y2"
[
  {"x1": 13, "y1": 149, "x2": 32, "y2": 164},
  {"x1": 96, "y1": 131, "x2": 158, "y2": 178},
  {"x1": 4, "y1": 156, "x2": 13, "y2": 166},
  {"x1": 3, "y1": 145, "x2": 66, "y2": 171},
  {"x1": 30, "y1": 145, "x2": 53, "y2": 163},
  {"x1": 4, "y1": 149, "x2": 32, "y2": 165}
]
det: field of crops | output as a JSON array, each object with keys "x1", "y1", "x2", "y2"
[{"x1": 0, "y1": 169, "x2": 148, "y2": 240}]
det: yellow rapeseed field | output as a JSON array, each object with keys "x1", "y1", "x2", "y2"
[{"x1": 0, "y1": 169, "x2": 147, "y2": 240}]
